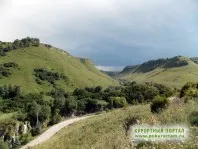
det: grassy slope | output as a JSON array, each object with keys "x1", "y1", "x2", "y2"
[
  {"x1": 33, "y1": 99, "x2": 198, "y2": 149},
  {"x1": 0, "y1": 45, "x2": 118, "y2": 93},
  {"x1": 116, "y1": 57, "x2": 198, "y2": 88}
]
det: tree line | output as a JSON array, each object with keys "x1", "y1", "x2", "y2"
[
  {"x1": 0, "y1": 82, "x2": 173, "y2": 148},
  {"x1": 0, "y1": 37, "x2": 40, "y2": 56}
]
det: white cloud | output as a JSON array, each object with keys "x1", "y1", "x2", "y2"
[{"x1": 0, "y1": 0, "x2": 198, "y2": 65}]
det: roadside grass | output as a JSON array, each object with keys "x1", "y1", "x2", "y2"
[{"x1": 33, "y1": 99, "x2": 198, "y2": 149}]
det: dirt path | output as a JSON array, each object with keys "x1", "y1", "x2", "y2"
[{"x1": 20, "y1": 115, "x2": 92, "y2": 149}]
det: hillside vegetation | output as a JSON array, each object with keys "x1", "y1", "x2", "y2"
[
  {"x1": 0, "y1": 37, "x2": 119, "y2": 148},
  {"x1": 33, "y1": 98, "x2": 198, "y2": 149},
  {"x1": 33, "y1": 82, "x2": 198, "y2": 149},
  {"x1": 116, "y1": 56, "x2": 198, "y2": 88},
  {"x1": 0, "y1": 75, "x2": 173, "y2": 148},
  {"x1": 0, "y1": 38, "x2": 117, "y2": 93}
]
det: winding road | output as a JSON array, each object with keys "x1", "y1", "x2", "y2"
[{"x1": 20, "y1": 115, "x2": 92, "y2": 149}]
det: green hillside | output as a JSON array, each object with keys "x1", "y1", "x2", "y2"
[
  {"x1": 116, "y1": 56, "x2": 198, "y2": 88},
  {"x1": 190, "y1": 57, "x2": 198, "y2": 64},
  {"x1": 33, "y1": 99, "x2": 198, "y2": 149},
  {"x1": 0, "y1": 40, "x2": 117, "y2": 93}
]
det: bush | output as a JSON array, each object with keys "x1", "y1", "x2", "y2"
[
  {"x1": 51, "y1": 109, "x2": 62, "y2": 125},
  {"x1": 153, "y1": 83, "x2": 173, "y2": 97},
  {"x1": 189, "y1": 111, "x2": 198, "y2": 126},
  {"x1": 0, "y1": 67, "x2": 11, "y2": 77},
  {"x1": 123, "y1": 114, "x2": 140, "y2": 134},
  {"x1": 34, "y1": 68, "x2": 68, "y2": 85},
  {"x1": 151, "y1": 96, "x2": 169, "y2": 113},
  {"x1": 0, "y1": 85, "x2": 21, "y2": 99},
  {"x1": 31, "y1": 127, "x2": 41, "y2": 136},
  {"x1": 20, "y1": 133, "x2": 32, "y2": 145},
  {"x1": 3, "y1": 62, "x2": 18, "y2": 68},
  {"x1": 108, "y1": 97, "x2": 127, "y2": 108},
  {"x1": 0, "y1": 140, "x2": 9, "y2": 149},
  {"x1": 180, "y1": 82, "x2": 196, "y2": 98},
  {"x1": 144, "y1": 87, "x2": 159, "y2": 101},
  {"x1": 64, "y1": 96, "x2": 77, "y2": 115},
  {"x1": 97, "y1": 100, "x2": 108, "y2": 111}
]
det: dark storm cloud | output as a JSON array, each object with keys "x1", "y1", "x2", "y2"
[{"x1": 0, "y1": 0, "x2": 198, "y2": 70}]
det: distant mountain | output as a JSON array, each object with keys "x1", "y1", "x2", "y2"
[
  {"x1": 190, "y1": 57, "x2": 198, "y2": 64},
  {"x1": 0, "y1": 37, "x2": 118, "y2": 93},
  {"x1": 100, "y1": 70, "x2": 120, "y2": 77},
  {"x1": 115, "y1": 56, "x2": 198, "y2": 88}
]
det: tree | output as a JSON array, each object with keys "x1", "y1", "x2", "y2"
[
  {"x1": 95, "y1": 86, "x2": 102, "y2": 93},
  {"x1": 154, "y1": 83, "x2": 173, "y2": 97},
  {"x1": 53, "y1": 96, "x2": 66, "y2": 115},
  {"x1": 144, "y1": 87, "x2": 159, "y2": 101},
  {"x1": 73, "y1": 88, "x2": 90, "y2": 99},
  {"x1": 84, "y1": 98, "x2": 98, "y2": 113},
  {"x1": 108, "y1": 97, "x2": 127, "y2": 108},
  {"x1": 39, "y1": 105, "x2": 51, "y2": 123},
  {"x1": 13, "y1": 39, "x2": 20, "y2": 49},
  {"x1": 27, "y1": 101, "x2": 41, "y2": 126},
  {"x1": 64, "y1": 96, "x2": 77, "y2": 115},
  {"x1": 51, "y1": 109, "x2": 62, "y2": 124}
]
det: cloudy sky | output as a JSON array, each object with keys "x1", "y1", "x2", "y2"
[{"x1": 0, "y1": 0, "x2": 198, "y2": 71}]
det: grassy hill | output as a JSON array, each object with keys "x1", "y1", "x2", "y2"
[
  {"x1": 116, "y1": 56, "x2": 198, "y2": 88},
  {"x1": 33, "y1": 98, "x2": 198, "y2": 149},
  {"x1": 0, "y1": 43, "x2": 117, "y2": 93}
]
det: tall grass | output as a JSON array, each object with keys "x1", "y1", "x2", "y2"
[{"x1": 33, "y1": 99, "x2": 198, "y2": 149}]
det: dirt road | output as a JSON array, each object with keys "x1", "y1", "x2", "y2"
[{"x1": 20, "y1": 115, "x2": 91, "y2": 149}]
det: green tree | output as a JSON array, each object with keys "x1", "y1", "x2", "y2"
[
  {"x1": 64, "y1": 96, "x2": 77, "y2": 115},
  {"x1": 108, "y1": 97, "x2": 127, "y2": 108},
  {"x1": 144, "y1": 87, "x2": 159, "y2": 101},
  {"x1": 51, "y1": 109, "x2": 62, "y2": 124},
  {"x1": 95, "y1": 86, "x2": 102, "y2": 93}
]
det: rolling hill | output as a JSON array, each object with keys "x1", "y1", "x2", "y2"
[
  {"x1": 33, "y1": 99, "x2": 198, "y2": 149},
  {"x1": 0, "y1": 38, "x2": 118, "y2": 93},
  {"x1": 115, "y1": 56, "x2": 198, "y2": 88}
]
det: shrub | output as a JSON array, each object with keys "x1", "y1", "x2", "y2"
[
  {"x1": 124, "y1": 84, "x2": 145, "y2": 104},
  {"x1": 144, "y1": 87, "x2": 159, "y2": 101},
  {"x1": 34, "y1": 68, "x2": 68, "y2": 85},
  {"x1": 3, "y1": 62, "x2": 18, "y2": 68},
  {"x1": 97, "y1": 100, "x2": 108, "y2": 111},
  {"x1": 19, "y1": 133, "x2": 32, "y2": 145},
  {"x1": 0, "y1": 140, "x2": 9, "y2": 149},
  {"x1": 64, "y1": 96, "x2": 77, "y2": 115},
  {"x1": 51, "y1": 109, "x2": 62, "y2": 125},
  {"x1": 108, "y1": 97, "x2": 127, "y2": 108},
  {"x1": 0, "y1": 85, "x2": 21, "y2": 99},
  {"x1": 189, "y1": 111, "x2": 198, "y2": 126},
  {"x1": 153, "y1": 83, "x2": 173, "y2": 97},
  {"x1": 95, "y1": 86, "x2": 102, "y2": 93},
  {"x1": 123, "y1": 114, "x2": 140, "y2": 135},
  {"x1": 31, "y1": 127, "x2": 41, "y2": 136},
  {"x1": 151, "y1": 96, "x2": 169, "y2": 113},
  {"x1": 180, "y1": 82, "x2": 196, "y2": 98},
  {"x1": 0, "y1": 67, "x2": 11, "y2": 77}
]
